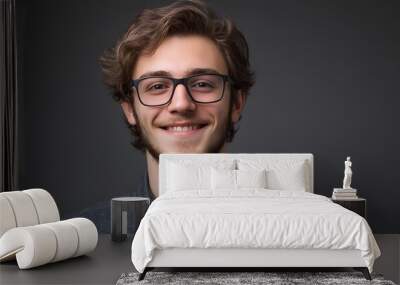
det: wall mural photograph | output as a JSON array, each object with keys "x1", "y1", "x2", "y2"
[{"x1": 1, "y1": 0, "x2": 399, "y2": 284}]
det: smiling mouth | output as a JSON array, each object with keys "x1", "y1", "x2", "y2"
[{"x1": 160, "y1": 123, "x2": 208, "y2": 134}]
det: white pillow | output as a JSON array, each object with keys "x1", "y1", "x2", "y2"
[
  {"x1": 211, "y1": 168, "x2": 267, "y2": 190},
  {"x1": 236, "y1": 169, "x2": 267, "y2": 188},
  {"x1": 237, "y1": 159, "x2": 307, "y2": 191},
  {"x1": 211, "y1": 168, "x2": 236, "y2": 190},
  {"x1": 166, "y1": 160, "x2": 235, "y2": 192},
  {"x1": 167, "y1": 163, "x2": 210, "y2": 191}
]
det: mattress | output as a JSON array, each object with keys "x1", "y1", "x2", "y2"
[{"x1": 131, "y1": 189, "x2": 381, "y2": 273}]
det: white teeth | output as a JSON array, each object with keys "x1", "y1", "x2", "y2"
[{"x1": 167, "y1": 125, "x2": 201, "y2": 132}]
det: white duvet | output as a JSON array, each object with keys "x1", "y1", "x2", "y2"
[{"x1": 131, "y1": 190, "x2": 381, "y2": 273}]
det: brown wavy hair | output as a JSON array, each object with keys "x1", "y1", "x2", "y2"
[{"x1": 99, "y1": 0, "x2": 255, "y2": 152}]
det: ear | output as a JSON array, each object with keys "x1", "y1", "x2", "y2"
[
  {"x1": 120, "y1": 101, "x2": 136, "y2": 125},
  {"x1": 231, "y1": 90, "x2": 246, "y2": 123}
]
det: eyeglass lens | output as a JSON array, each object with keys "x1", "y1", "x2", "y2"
[{"x1": 137, "y1": 74, "x2": 224, "y2": 106}]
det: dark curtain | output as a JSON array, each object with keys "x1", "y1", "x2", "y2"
[{"x1": 0, "y1": 0, "x2": 18, "y2": 192}]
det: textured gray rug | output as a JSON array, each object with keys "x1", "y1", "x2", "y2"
[{"x1": 116, "y1": 271, "x2": 396, "y2": 285}]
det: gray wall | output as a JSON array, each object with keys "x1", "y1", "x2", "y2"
[{"x1": 16, "y1": 0, "x2": 400, "y2": 233}]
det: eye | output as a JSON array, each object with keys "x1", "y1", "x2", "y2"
[
  {"x1": 191, "y1": 81, "x2": 215, "y2": 90},
  {"x1": 145, "y1": 81, "x2": 171, "y2": 93},
  {"x1": 194, "y1": 82, "x2": 211, "y2": 87},
  {"x1": 149, "y1": 83, "x2": 168, "y2": 90}
]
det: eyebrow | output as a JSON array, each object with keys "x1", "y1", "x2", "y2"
[{"x1": 136, "y1": 68, "x2": 222, "y2": 80}]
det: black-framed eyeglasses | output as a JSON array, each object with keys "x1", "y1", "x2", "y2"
[{"x1": 130, "y1": 73, "x2": 234, "y2": 107}]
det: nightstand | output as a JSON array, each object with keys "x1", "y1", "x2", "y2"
[{"x1": 331, "y1": 197, "x2": 366, "y2": 219}]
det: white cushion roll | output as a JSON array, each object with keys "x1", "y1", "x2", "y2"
[
  {"x1": 0, "y1": 195, "x2": 17, "y2": 237},
  {"x1": 23, "y1": 189, "x2": 60, "y2": 223},
  {"x1": 0, "y1": 192, "x2": 39, "y2": 227},
  {"x1": 0, "y1": 218, "x2": 98, "y2": 269},
  {"x1": 0, "y1": 226, "x2": 57, "y2": 269},
  {"x1": 42, "y1": 221, "x2": 79, "y2": 262},
  {"x1": 64, "y1": 218, "x2": 98, "y2": 257}
]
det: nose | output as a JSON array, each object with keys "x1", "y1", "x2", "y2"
[{"x1": 167, "y1": 83, "x2": 196, "y2": 113}]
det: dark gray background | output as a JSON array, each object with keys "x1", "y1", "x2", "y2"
[{"x1": 15, "y1": 0, "x2": 400, "y2": 233}]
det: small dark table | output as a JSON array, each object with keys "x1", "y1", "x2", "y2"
[
  {"x1": 111, "y1": 197, "x2": 150, "y2": 242},
  {"x1": 331, "y1": 198, "x2": 367, "y2": 219}
]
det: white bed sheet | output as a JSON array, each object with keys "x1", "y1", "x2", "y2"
[{"x1": 131, "y1": 190, "x2": 380, "y2": 273}]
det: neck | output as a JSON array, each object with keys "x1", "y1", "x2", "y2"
[{"x1": 145, "y1": 151, "x2": 159, "y2": 198}]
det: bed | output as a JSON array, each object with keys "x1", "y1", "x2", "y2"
[{"x1": 131, "y1": 153, "x2": 381, "y2": 280}]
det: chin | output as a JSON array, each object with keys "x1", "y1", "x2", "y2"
[{"x1": 162, "y1": 144, "x2": 205, "y2": 154}]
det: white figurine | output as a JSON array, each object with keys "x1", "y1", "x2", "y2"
[{"x1": 342, "y1": 156, "x2": 353, "y2": 189}]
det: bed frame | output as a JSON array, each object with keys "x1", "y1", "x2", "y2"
[{"x1": 139, "y1": 153, "x2": 371, "y2": 280}]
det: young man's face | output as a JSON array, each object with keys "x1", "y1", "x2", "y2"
[{"x1": 121, "y1": 35, "x2": 245, "y2": 159}]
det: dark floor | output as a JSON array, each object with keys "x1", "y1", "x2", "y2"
[
  {"x1": 374, "y1": 234, "x2": 400, "y2": 284},
  {"x1": 0, "y1": 234, "x2": 398, "y2": 284}
]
